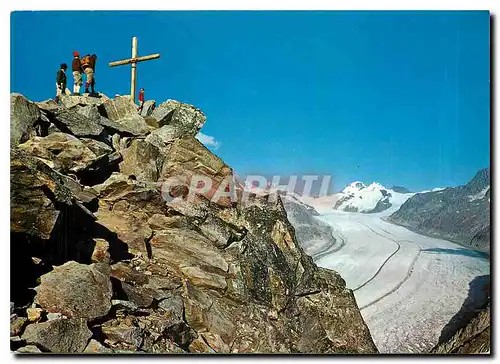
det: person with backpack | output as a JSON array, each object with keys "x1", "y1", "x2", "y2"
[
  {"x1": 72, "y1": 51, "x2": 83, "y2": 95},
  {"x1": 55, "y1": 63, "x2": 67, "y2": 103},
  {"x1": 81, "y1": 54, "x2": 97, "y2": 95}
]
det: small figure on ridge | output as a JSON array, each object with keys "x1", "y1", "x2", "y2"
[{"x1": 55, "y1": 63, "x2": 67, "y2": 104}]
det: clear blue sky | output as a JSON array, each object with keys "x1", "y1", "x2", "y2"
[{"x1": 11, "y1": 11, "x2": 490, "y2": 192}]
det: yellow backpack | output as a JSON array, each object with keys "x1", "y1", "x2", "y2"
[{"x1": 81, "y1": 55, "x2": 91, "y2": 67}]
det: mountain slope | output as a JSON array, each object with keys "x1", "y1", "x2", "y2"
[
  {"x1": 388, "y1": 169, "x2": 490, "y2": 253},
  {"x1": 281, "y1": 194, "x2": 341, "y2": 261},
  {"x1": 10, "y1": 93, "x2": 377, "y2": 354}
]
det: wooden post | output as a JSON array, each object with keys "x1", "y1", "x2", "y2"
[
  {"x1": 131, "y1": 37, "x2": 138, "y2": 102},
  {"x1": 108, "y1": 37, "x2": 160, "y2": 102}
]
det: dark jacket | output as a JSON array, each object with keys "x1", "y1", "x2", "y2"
[
  {"x1": 72, "y1": 57, "x2": 83, "y2": 72},
  {"x1": 89, "y1": 54, "x2": 97, "y2": 70},
  {"x1": 56, "y1": 69, "x2": 66, "y2": 89}
]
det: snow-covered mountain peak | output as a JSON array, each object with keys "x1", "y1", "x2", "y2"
[
  {"x1": 365, "y1": 182, "x2": 387, "y2": 192},
  {"x1": 342, "y1": 181, "x2": 367, "y2": 194}
]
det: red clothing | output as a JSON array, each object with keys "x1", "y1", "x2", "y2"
[
  {"x1": 72, "y1": 57, "x2": 83, "y2": 72},
  {"x1": 138, "y1": 90, "x2": 145, "y2": 102}
]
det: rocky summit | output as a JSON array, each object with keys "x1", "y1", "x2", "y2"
[{"x1": 10, "y1": 93, "x2": 377, "y2": 354}]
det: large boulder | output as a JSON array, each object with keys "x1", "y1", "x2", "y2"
[
  {"x1": 139, "y1": 100, "x2": 156, "y2": 117},
  {"x1": 35, "y1": 261, "x2": 113, "y2": 320},
  {"x1": 22, "y1": 318, "x2": 92, "y2": 353},
  {"x1": 10, "y1": 149, "x2": 74, "y2": 240},
  {"x1": 75, "y1": 104, "x2": 149, "y2": 136},
  {"x1": 52, "y1": 109, "x2": 104, "y2": 137},
  {"x1": 18, "y1": 133, "x2": 111, "y2": 174},
  {"x1": 98, "y1": 95, "x2": 139, "y2": 121},
  {"x1": 151, "y1": 100, "x2": 206, "y2": 137},
  {"x1": 119, "y1": 140, "x2": 167, "y2": 182},
  {"x1": 59, "y1": 94, "x2": 107, "y2": 109},
  {"x1": 11, "y1": 93, "x2": 41, "y2": 146},
  {"x1": 144, "y1": 124, "x2": 185, "y2": 149},
  {"x1": 35, "y1": 99, "x2": 62, "y2": 114}
]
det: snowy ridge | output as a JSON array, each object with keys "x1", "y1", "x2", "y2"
[
  {"x1": 468, "y1": 186, "x2": 490, "y2": 202},
  {"x1": 334, "y1": 181, "x2": 415, "y2": 214}
]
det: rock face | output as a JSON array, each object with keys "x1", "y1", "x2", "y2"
[
  {"x1": 151, "y1": 99, "x2": 206, "y2": 136},
  {"x1": 431, "y1": 305, "x2": 490, "y2": 354},
  {"x1": 388, "y1": 169, "x2": 490, "y2": 253},
  {"x1": 22, "y1": 318, "x2": 92, "y2": 353},
  {"x1": 281, "y1": 194, "x2": 340, "y2": 261},
  {"x1": 10, "y1": 93, "x2": 377, "y2": 354},
  {"x1": 11, "y1": 93, "x2": 41, "y2": 146}
]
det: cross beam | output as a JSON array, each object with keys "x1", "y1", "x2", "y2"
[{"x1": 108, "y1": 37, "x2": 160, "y2": 102}]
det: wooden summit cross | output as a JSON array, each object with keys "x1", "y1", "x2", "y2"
[{"x1": 109, "y1": 36, "x2": 160, "y2": 102}]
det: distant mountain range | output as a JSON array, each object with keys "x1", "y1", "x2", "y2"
[{"x1": 388, "y1": 169, "x2": 490, "y2": 253}]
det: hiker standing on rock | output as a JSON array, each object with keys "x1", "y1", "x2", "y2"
[
  {"x1": 72, "y1": 51, "x2": 83, "y2": 96},
  {"x1": 82, "y1": 54, "x2": 97, "y2": 95},
  {"x1": 138, "y1": 88, "x2": 145, "y2": 113},
  {"x1": 55, "y1": 63, "x2": 67, "y2": 103}
]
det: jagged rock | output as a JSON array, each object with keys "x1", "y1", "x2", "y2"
[
  {"x1": 10, "y1": 317, "x2": 27, "y2": 336},
  {"x1": 10, "y1": 149, "x2": 74, "y2": 239},
  {"x1": 111, "y1": 300, "x2": 139, "y2": 312},
  {"x1": 52, "y1": 109, "x2": 104, "y2": 137},
  {"x1": 139, "y1": 100, "x2": 156, "y2": 117},
  {"x1": 47, "y1": 123, "x2": 60, "y2": 135},
  {"x1": 198, "y1": 215, "x2": 245, "y2": 249},
  {"x1": 11, "y1": 93, "x2": 41, "y2": 146},
  {"x1": 138, "y1": 311, "x2": 196, "y2": 349},
  {"x1": 16, "y1": 345, "x2": 43, "y2": 353},
  {"x1": 151, "y1": 99, "x2": 206, "y2": 136},
  {"x1": 36, "y1": 261, "x2": 112, "y2": 320},
  {"x1": 101, "y1": 317, "x2": 143, "y2": 350},
  {"x1": 10, "y1": 93, "x2": 379, "y2": 354},
  {"x1": 75, "y1": 104, "x2": 149, "y2": 136},
  {"x1": 18, "y1": 133, "x2": 109, "y2": 173},
  {"x1": 59, "y1": 94, "x2": 107, "y2": 109},
  {"x1": 110, "y1": 261, "x2": 149, "y2": 285},
  {"x1": 84, "y1": 339, "x2": 114, "y2": 354},
  {"x1": 36, "y1": 99, "x2": 62, "y2": 114},
  {"x1": 145, "y1": 124, "x2": 185, "y2": 149},
  {"x1": 98, "y1": 96, "x2": 138, "y2": 121},
  {"x1": 431, "y1": 305, "x2": 490, "y2": 354},
  {"x1": 157, "y1": 294, "x2": 184, "y2": 320},
  {"x1": 22, "y1": 318, "x2": 92, "y2": 353},
  {"x1": 102, "y1": 116, "x2": 150, "y2": 136},
  {"x1": 162, "y1": 137, "x2": 235, "y2": 207},
  {"x1": 201, "y1": 332, "x2": 230, "y2": 353},
  {"x1": 119, "y1": 139, "x2": 166, "y2": 181},
  {"x1": 81, "y1": 138, "x2": 113, "y2": 156},
  {"x1": 180, "y1": 266, "x2": 227, "y2": 291},
  {"x1": 58, "y1": 174, "x2": 98, "y2": 203},
  {"x1": 120, "y1": 282, "x2": 155, "y2": 308},
  {"x1": 142, "y1": 336, "x2": 185, "y2": 353},
  {"x1": 189, "y1": 337, "x2": 214, "y2": 353}
]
